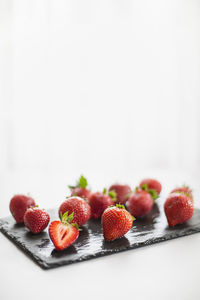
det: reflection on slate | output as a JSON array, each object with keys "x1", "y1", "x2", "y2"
[{"x1": 0, "y1": 202, "x2": 200, "y2": 270}]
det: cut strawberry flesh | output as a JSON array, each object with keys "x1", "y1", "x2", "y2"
[{"x1": 49, "y1": 221, "x2": 79, "y2": 251}]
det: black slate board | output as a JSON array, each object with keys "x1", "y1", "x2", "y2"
[{"x1": 0, "y1": 203, "x2": 200, "y2": 270}]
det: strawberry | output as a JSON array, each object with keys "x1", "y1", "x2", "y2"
[
  {"x1": 170, "y1": 186, "x2": 193, "y2": 200},
  {"x1": 108, "y1": 184, "x2": 131, "y2": 204},
  {"x1": 59, "y1": 196, "x2": 91, "y2": 226},
  {"x1": 9, "y1": 194, "x2": 36, "y2": 224},
  {"x1": 24, "y1": 207, "x2": 50, "y2": 234},
  {"x1": 139, "y1": 178, "x2": 162, "y2": 195},
  {"x1": 102, "y1": 204, "x2": 134, "y2": 241},
  {"x1": 88, "y1": 189, "x2": 114, "y2": 219},
  {"x1": 164, "y1": 193, "x2": 194, "y2": 227},
  {"x1": 127, "y1": 188, "x2": 154, "y2": 217},
  {"x1": 69, "y1": 175, "x2": 91, "y2": 199},
  {"x1": 49, "y1": 212, "x2": 79, "y2": 251}
]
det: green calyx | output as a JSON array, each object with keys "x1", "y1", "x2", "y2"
[
  {"x1": 182, "y1": 184, "x2": 193, "y2": 193},
  {"x1": 78, "y1": 175, "x2": 88, "y2": 189},
  {"x1": 141, "y1": 184, "x2": 159, "y2": 201},
  {"x1": 182, "y1": 184, "x2": 190, "y2": 189},
  {"x1": 115, "y1": 204, "x2": 136, "y2": 221},
  {"x1": 103, "y1": 188, "x2": 107, "y2": 194},
  {"x1": 68, "y1": 185, "x2": 76, "y2": 190},
  {"x1": 108, "y1": 190, "x2": 117, "y2": 202},
  {"x1": 131, "y1": 215, "x2": 136, "y2": 221},
  {"x1": 148, "y1": 189, "x2": 159, "y2": 200},
  {"x1": 116, "y1": 203, "x2": 125, "y2": 209},
  {"x1": 59, "y1": 211, "x2": 80, "y2": 231},
  {"x1": 68, "y1": 175, "x2": 88, "y2": 191},
  {"x1": 30, "y1": 205, "x2": 38, "y2": 209},
  {"x1": 102, "y1": 188, "x2": 117, "y2": 202},
  {"x1": 175, "y1": 191, "x2": 192, "y2": 198}
]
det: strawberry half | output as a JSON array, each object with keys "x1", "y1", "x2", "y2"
[
  {"x1": 164, "y1": 193, "x2": 194, "y2": 227},
  {"x1": 68, "y1": 175, "x2": 91, "y2": 200},
  {"x1": 49, "y1": 212, "x2": 79, "y2": 251},
  {"x1": 108, "y1": 184, "x2": 131, "y2": 204},
  {"x1": 24, "y1": 207, "x2": 50, "y2": 234},
  {"x1": 102, "y1": 204, "x2": 134, "y2": 241}
]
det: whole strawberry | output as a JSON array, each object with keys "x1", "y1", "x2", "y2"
[
  {"x1": 88, "y1": 189, "x2": 114, "y2": 219},
  {"x1": 9, "y1": 194, "x2": 36, "y2": 224},
  {"x1": 127, "y1": 188, "x2": 154, "y2": 217},
  {"x1": 139, "y1": 178, "x2": 162, "y2": 195},
  {"x1": 102, "y1": 204, "x2": 134, "y2": 241},
  {"x1": 24, "y1": 207, "x2": 50, "y2": 234},
  {"x1": 68, "y1": 175, "x2": 91, "y2": 200},
  {"x1": 49, "y1": 212, "x2": 79, "y2": 251},
  {"x1": 59, "y1": 196, "x2": 91, "y2": 226},
  {"x1": 164, "y1": 193, "x2": 194, "y2": 227},
  {"x1": 170, "y1": 186, "x2": 193, "y2": 201},
  {"x1": 108, "y1": 184, "x2": 131, "y2": 204}
]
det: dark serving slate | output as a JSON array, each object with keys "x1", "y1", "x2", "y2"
[{"x1": 0, "y1": 203, "x2": 200, "y2": 270}]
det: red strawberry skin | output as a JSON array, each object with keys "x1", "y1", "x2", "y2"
[
  {"x1": 88, "y1": 192, "x2": 113, "y2": 219},
  {"x1": 139, "y1": 178, "x2": 162, "y2": 195},
  {"x1": 9, "y1": 194, "x2": 36, "y2": 224},
  {"x1": 71, "y1": 187, "x2": 91, "y2": 200},
  {"x1": 128, "y1": 189, "x2": 154, "y2": 217},
  {"x1": 164, "y1": 193, "x2": 194, "y2": 226},
  {"x1": 109, "y1": 184, "x2": 131, "y2": 204},
  {"x1": 59, "y1": 197, "x2": 91, "y2": 226},
  {"x1": 24, "y1": 207, "x2": 50, "y2": 234},
  {"x1": 170, "y1": 187, "x2": 193, "y2": 200},
  {"x1": 49, "y1": 221, "x2": 79, "y2": 251},
  {"x1": 102, "y1": 206, "x2": 133, "y2": 241}
]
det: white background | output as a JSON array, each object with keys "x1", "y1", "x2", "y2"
[{"x1": 0, "y1": 1, "x2": 200, "y2": 299}]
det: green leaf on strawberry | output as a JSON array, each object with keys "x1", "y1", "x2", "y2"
[
  {"x1": 71, "y1": 222, "x2": 81, "y2": 231},
  {"x1": 116, "y1": 203, "x2": 125, "y2": 209},
  {"x1": 141, "y1": 184, "x2": 158, "y2": 200},
  {"x1": 68, "y1": 185, "x2": 76, "y2": 190},
  {"x1": 103, "y1": 188, "x2": 107, "y2": 194},
  {"x1": 68, "y1": 175, "x2": 88, "y2": 191},
  {"x1": 78, "y1": 175, "x2": 88, "y2": 189},
  {"x1": 108, "y1": 190, "x2": 117, "y2": 202},
  {"x1": 59, "y1": 211, "x2": 81, "y2": 231},
  {"x1": 131, "y1": 215, "x2": 136, "y2": 221}
]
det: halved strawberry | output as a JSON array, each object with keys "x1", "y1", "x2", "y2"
[{"x1": 49, "y1": 212, "x2": 79, "y2": 251}]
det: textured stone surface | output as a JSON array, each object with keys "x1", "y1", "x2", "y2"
[{"x1": 0, "y1": 203, "x2": 200, "y2": 270}]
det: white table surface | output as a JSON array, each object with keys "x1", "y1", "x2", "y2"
[{"x1": 1, "y1": 170, "x2": 200, "y2": 300}]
